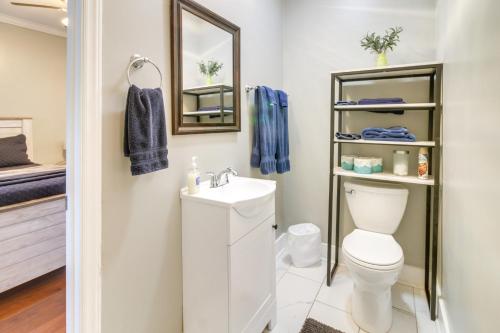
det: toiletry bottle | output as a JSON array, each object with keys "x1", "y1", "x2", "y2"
[
  {"x1": 187, "y1": 156, "x2": 201, "y2": 194},
  {"x1": 418, "y1": 147, "x2": 429, "y2": 179}
]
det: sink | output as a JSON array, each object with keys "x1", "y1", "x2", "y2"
[{"x1": 181, "y1": 176, "x2": 276, "y2": 217}]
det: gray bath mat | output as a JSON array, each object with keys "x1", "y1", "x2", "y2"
[{"x1": 299, "y1": 318, "x2": 345, "y2": 333}]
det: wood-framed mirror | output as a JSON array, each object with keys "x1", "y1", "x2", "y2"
[{"x1": 171, "y1": 0, "x2": 241, "y2": 135}]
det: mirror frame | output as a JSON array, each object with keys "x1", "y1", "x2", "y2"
[{"x1": 171, "y1": 0, "x2": 241, "y2": 135}]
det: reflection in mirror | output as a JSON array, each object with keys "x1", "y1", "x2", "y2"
[
  {"x1": 182, "y1": 9, "x2": 234, "y2": 125},
  {"x1": 171, "y1": 0, "x2": 240, "y2": 134}
]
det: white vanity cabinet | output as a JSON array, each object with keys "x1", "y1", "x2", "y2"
[{"x1": 181, "y1": 177, "x2": 277, "y2": 333}]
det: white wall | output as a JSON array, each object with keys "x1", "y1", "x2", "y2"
[
  {"x1": 436, "y1": 0, "x2": 500, "y2": 332},
  {"x1": 282, "y1": 0, "x2": 436, "y2": 268},
  {"x1": 101, "y1": 0, "x2": 283, "y2": 331},
  {"x1": 182, "y1": 11, "x2": 233, "y2": 88},
  {"x1": 0, "y1": 22, "x2": 66, "y2": 164}
]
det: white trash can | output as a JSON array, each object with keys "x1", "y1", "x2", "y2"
[{"x1": 287, "y1": 223, "x2": 321, "y2": 268}]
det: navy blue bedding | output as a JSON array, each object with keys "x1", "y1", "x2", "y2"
[{"x1": 0, "y1": 169, "x2": 66, "y2": 207}]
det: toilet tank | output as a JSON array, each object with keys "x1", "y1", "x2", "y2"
[{"x1": 344, "y1": 180, "x2": 409, "y2": 234}]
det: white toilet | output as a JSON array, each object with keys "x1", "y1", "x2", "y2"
[{"x1": 342, "y1": 180, "x2": 409, "y2": 333}]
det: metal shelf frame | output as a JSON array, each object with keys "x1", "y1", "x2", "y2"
[
  {"x1": 326, "y1": 63, "x2": 443, "y2": 321},
  {"x1": 183, "y1": 84, "x2": 234, "y2": 123}
]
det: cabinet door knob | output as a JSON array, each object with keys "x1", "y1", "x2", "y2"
[{"x1": 272, "y1": 224, "x2": 278, "y2": 230}]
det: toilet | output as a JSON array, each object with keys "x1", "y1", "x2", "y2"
[{"x1": 341, "y1": 180, "x2": 409, "y2": 333}]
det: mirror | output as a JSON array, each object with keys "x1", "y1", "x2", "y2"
[{"x1": 171, "y1": 0, "x2": 241, "y2": 134}]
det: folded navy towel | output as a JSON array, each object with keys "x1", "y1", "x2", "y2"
[
  {"x1": 361, "y1": 126, "x2": 416, "y2": 142},
  {"x1": 358, "y1": 98, "x2": 405, "y2": 104},
  {"x1": 357, "y1": 98, "x2": 406, "y2": 115},
  {"x1": 335, "y1": 132, "x2": 361, "y2": 140},
  {"x1": 124, "y1": 85, "x2": 168, "y2": 176},
  {"x1": 198, "y1": 106, "x2": 234, "y2": 111},
  {"x1": 335, "y1": 100, "x2": 357, "y2": 105}
]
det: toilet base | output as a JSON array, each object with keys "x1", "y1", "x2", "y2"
[{"x1": 352, "y1": 282, "x2": 393, "y2": 333}]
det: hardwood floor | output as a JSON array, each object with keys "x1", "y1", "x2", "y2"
[{"x1": 0, "y1": 268, "x2": 65, "y2": 333}]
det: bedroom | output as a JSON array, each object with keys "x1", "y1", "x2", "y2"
[{"x1": 0, "y1": 1, "x2": 67, "y2": 331}]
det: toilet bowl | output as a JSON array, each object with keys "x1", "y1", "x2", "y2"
[{"x1": 342, "y1": 180, "x2": 408, "y2": 333}]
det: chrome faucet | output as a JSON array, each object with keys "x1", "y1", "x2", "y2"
[{"x1": 207, "y1": 167, "x2": 238, "y2": 188}]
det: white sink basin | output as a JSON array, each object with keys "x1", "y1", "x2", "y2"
[{"x1": 180, "y1": 176, "x2": 276, "y2": 211}]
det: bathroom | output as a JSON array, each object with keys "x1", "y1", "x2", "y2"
[
  {"x1": 101, "y1": 0, "x2": 497, "y2": 332},
  {"x1": 1, "y1": 0, "x2": 497, "y2": 332}
]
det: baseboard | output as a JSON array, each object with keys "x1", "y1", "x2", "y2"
[
  {"x1": 437, "y1": 298, "x2": 450, "y2": 333},
  {"x1": 437, "y1": 284, "x2": 451, "y2": 333},
  {"x1": 320, "y1": 242, "x2": 337, "y2": 260},
  {"x1": 275, "y1": 233, "x2": 288, "y2": 258},
  {"x1": 398, "y1": 264, "x2": 425, "y2": 289},
  {"x1": 275, "y1": 235, "x2": 424, "y2": 288}
]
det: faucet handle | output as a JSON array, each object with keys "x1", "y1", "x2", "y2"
[{"x1": 225, "y1": 167, "x2": 238, "y2": 176}]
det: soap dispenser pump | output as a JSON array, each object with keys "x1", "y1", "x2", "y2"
[{"x1": 187, "y1": 156, "x2": 201, "y2": 194}]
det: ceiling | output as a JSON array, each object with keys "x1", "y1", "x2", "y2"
[{"x1": 0, "y1": 0, "x2": 66, "y2": 36}]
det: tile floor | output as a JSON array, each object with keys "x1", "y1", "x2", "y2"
[{"x1": 265, "y1": 251, "x2": 439, "y2": 333}]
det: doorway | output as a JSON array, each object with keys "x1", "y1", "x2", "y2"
[{"x1": 0, "y1": 0, "x2": 101, "y2": 332}]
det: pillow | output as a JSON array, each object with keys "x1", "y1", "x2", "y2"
[{"x1": 0, "y1": 134, "x2": 33, "y2": 167}]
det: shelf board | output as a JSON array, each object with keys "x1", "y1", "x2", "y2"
[
  {"x1": 331, "y1": 62, "x2": 441, "y2": 81},
  {"x1": 183, "y1": 110, "x2": 233, "y2": 117},
  {"x1": 183, "y1": 84, "x2": 233, "y2": 95},
  {"x1": 334, "y1": 138, "x2": 435, "y2": 147},
  {"x1": 333, "y1": 167, "x2": 434, "y2": 186},
  {"x1": 333, "y1": 103, "x2": 435, "y2": 111}
]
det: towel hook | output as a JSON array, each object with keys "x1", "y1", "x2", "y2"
[{"x1": 127, "y1": 54, "x2": 163, "y2": 88}]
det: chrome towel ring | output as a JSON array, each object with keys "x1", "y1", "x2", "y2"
[{"x1": 127, "y1": 54, "x2": 163, "y2": 88}]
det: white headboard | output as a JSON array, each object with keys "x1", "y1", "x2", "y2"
[{"x1": 0, "y1": 117, "x2": 34, "y2": 160}]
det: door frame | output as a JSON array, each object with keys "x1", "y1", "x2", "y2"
[{"x1": 66, "y1": 0, "x2": 102, "y2": 332}]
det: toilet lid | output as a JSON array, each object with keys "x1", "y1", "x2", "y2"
[{"x1": 342, "y1": 229, "x2": 403, "y2": 267}]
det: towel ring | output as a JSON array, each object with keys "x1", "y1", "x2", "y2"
[{"x1": 127, "y1": 54, "x2": 163, "y2": 88}]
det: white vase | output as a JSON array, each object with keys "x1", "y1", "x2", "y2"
[{"x1": 376, "y1": 52, "x2": 388, "y2": 67}]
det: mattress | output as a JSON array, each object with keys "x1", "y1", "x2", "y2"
[{"x1": 0, "y1": 164, "x2": 66, "y2": 207}]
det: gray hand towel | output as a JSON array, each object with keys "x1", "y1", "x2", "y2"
[{"x1": 124, "y1": 85, "x2": 168, "y2": 176}]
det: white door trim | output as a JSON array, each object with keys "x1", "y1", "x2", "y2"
[{"x1": 66, "y1": 0, "x2": 102, "y2": 332}]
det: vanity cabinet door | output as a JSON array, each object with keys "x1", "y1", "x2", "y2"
[{"x1": 229, "y1": 215, "x2": 275, "y2": 333}]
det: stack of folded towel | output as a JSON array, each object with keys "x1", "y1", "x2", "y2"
[
  {"x1": 359, "y1": 98, "x2": 405, "y2": 115},
  {"x1": 335, "y1": 98, "x2": 405, "y2": 115},
  {"x1": 361, "y1": 126, "x2": 416, "y2": 142},
  {"x1": 358, "y1": 97, "x2": 405, "y2": 105},
  {"x1": 335, "y1": 97, "x2": 406, "y2": 105},
  {"x1": 335, "y1": 101, "x2": 357, "y2": 106},
  {"x1": 335, "y1": 132, "x2": 361, "y2": 140}
]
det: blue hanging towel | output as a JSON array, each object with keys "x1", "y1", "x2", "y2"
[
  {"x1": 251, "y1": 86, "x2": 278, "y2": 174},
  {"x1": 276, "y1": 90, "x2": 290, "y2": 174}
]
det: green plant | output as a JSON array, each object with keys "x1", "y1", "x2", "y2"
[
  {"x1": 198, "y1": 60, "x2": 223, "y2": 77},
  {"x1": 360, "y1": 26, "x2": 403, "y2": 54}
]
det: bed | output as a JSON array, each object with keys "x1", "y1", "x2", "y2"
[{"x1": 0, "y1": 118, "x2": 66, "y2": 293}]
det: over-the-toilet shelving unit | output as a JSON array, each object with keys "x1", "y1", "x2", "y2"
[
  {"x1": 327, "y1": 62, "x2": 443, "y2": 321},
  {"x1": 182, "y1": 84, "x2": 234, "y2": 121}
]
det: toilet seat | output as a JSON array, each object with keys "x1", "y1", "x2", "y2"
[{"x1": 343, "y1": 229, "x2": 403, "y2": 271}]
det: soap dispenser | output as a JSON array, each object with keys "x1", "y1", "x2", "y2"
[{"x1": 187, "y1": 156, "x2": 201, "y2": 194}]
